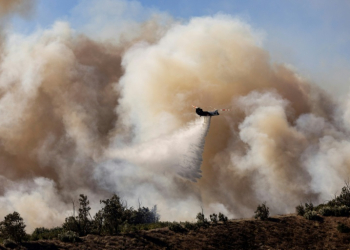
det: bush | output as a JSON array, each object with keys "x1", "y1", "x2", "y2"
[
  {"x1": 183, "y1": 221, "x2": 197, "y2": 231},
  {"x1": 337, "y1": 223, "x2": 350, "y2": 233},
  {"x1": 318, "y1": 206, "x2": 332, "y2": 216},
  {"x1": 31, "y1": 227, "x2": 63, "y2": 241},
  {"x1": 58, "y1": 230, "x2": 81, "y2": 243},
  {"x1": 333, "y1": 184, "x2": 350, "y2": 207},
  {"x1": 209, "y1": 213, "x2": 218, "y2": 224},
  {"x1": 303, "y1": 211, "x2": 319, "y2": 221},
  {"x1": 324, "y1": 183, "x2": 350, "y2": 208},
  {"x1": 334, "y1": 205, "x2": 350, "y2": 216},
  {"x1": 99, "y1": 194, "x2": 125, "y2": 235},
  {"x1": 78, "y1": 194, "x2": 93, "y2": 236},
  {"x1": 62, "y1": 194, "x2": 93, "y2": 236},
  {"x1": 94, "y1": 195, "x2": 160, "y2": 235},
  {"x1": 2, "y1": 239, "x2": 17, "y2": 249},
  {"x1": 296, "y1": 204, "x2": 305, "y2": 216},
  {"x1": 62, "y1": 216, "x2": 79, "y2": 234},
  {"x1": 130, "y1": 205, "x2": 160, "y2": 225},
  {"x1": 196, "y1": 212, "x2": 205, "y2": 223},
  {"x1": 254, "y1": 203, "x2": 269, "y2": 221},
  {"x1": 318, "y1": 205, "x2": 350, "y2": 217},
  {"x1": 92, "y1": 210, "x2": 103, "y2": 235},
  {"x1": 196, "y1": 212, "x2": 209, "y2": 228},
  {"x1": 125, "y1": 205, "x2": 160, "y2": 225},
  {"x1": 304, "y1": 203, "x2": 314, "y2": 213},
  {"x1": 0, "y1": 211, "x2": 26, "y2": 243},
  {"x1": 169, "y1": 222, "x2": 186, "y2": 233},
  {"x1": 218, "y1": 213, "x2": 228, "y2": 223}
]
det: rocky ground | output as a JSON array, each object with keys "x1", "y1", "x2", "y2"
[{"x1": 3, "y1": 214, "x2": 350, "y2": 249}]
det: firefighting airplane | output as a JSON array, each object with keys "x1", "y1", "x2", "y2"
[{"x1": 192, "y1": 105, "x2": 230, "y2": 117}]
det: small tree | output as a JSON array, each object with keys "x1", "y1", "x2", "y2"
[
  {"x1": 169, "y1": 222, "x2": 186, "y2": 233},
  {"x1": 303, "y1": 210, "x2": 319, "y2": 221},
  {"x1": 295, "y1": 204, "x2": 305, "y2": 216},
  {"x1": 62, "y1": 216, "x2": 79, "y2": 233},
  {"x1": 218, "y1": 212, "x2": 228, "y2": 223},
  {"x1": 92, "y1": 210, "x2": 104, "y2": 235},
  {"x1": 100, "y1": 194, "x2": 125, "y2": 235},
  {"x1": 196, "y1": 212, "x2": 206, "y2": 223},
  {"x1": 304, "y1": 202, "x2": 314, "y2": 213},
  {"x1": 334, "y1": 183, "x2": 350, "y2": 207},
  {"x1": 196, "y1": 209, "x2": 209, "y2": 228},
  {"x1": 131, "y1": 205, "x2": 160, "y2": 224},
  {"x1": 0, "y1": 211, "x2": 26, "y2": 243},
  {"x1": 254, "y1": 202, "x2": 269, "y2": 221},
  {"x1": 210, "y1": 213, "x2": 218, "y2": 224},
  {"x1": 63, "y1": 194, "x2": 92, "y2": 236},
  {"x1": 150, "y1": 205, "x2": 160, "y2": 223},
  {"x1": 78, "y1": 194, "x2": 92, "y2": 236}
]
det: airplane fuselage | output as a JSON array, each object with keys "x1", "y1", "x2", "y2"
[{"x1": 196, "y1": 108, "x2": 219, "y2": 117}]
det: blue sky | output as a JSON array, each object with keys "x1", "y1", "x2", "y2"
[{"x1": 9, "y1": 0, "x2": 350, "y2": 95}]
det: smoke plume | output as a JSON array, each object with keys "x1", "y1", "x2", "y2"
[
  {"x1": 0, "y1": 0, "x2": 35, "y2": 18},
  {"x1": 0, "y1": 0, "x2": 349, "y2": 231}
]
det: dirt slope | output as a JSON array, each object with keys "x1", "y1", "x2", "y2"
[{"x1": 6, "y1": 214, "x2": 350, "y2": 249}]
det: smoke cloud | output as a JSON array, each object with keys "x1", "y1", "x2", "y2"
[
  {"x1": 0, "y1": 0, "x2": 349, "y2": 231},
  {"x1": 0, "y1": 0, "x2": 35, "y2": 18}
]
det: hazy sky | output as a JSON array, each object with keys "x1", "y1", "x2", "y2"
[{"x1": 9, "y1": 0, "x2": 350, "y2": 96}]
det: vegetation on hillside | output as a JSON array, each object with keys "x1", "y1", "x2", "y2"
[
  {"x1": 3, "y1": 182, "x2": 350, "y2": 247},
  {"x1": 295, "y1": 182, "x2": 350, "y2": 221}
]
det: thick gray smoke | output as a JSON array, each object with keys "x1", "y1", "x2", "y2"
[{"x1": 0, "y1": 0, "x2": 349, "y2": 231}]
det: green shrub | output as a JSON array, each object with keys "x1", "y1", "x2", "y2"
[
  {"x1": 92, "y1": 210, "x2": 103, "y2": 235},
  {"x1": 93, "y1": 195, "x2": 160, "y2": 235},
  {"x1": 98, "y1": 194, "x2": 125, "y2": 235},
  {"x1": 169, "y1": 222, "x2": 186, "y2": 233},
  {"x1": 130, "y1": 205, "x2": 160, "y2": 225},
  {"x1": 335, "y1": 205, "x2": 350, "y2": 216},
  {"x1": 0, "y1": 211, "x2": 26, "y2": 243},
  {"x1": 62, "y1": 194, "x2": 93, "y2": 236},
  {"x1": 323, "y1": 183, "x2": 350, "y2": 208},
  {"x1": 210, "y1": 213, "x2": 218, "y2": 224},
  {"x1": 298, "y1": 183, "x2": 350, "y2": 219},
  {"x1": 333, "y1": 184, "x2": 350, "y2": 207},
  {"x1": 58, "y1": 231, "x2": 81, "y2": 243},
  {"x1": 337, "y1": 223, "x2": 350, "y2": 233},
  {"x1": 183, "y1": 221, "x2": 197, "y2": 231},
  {"x1": 78, "y1": 194, "x2": 93, "y2": 236},
  {"x1": 31, "y1": 227, "x2": 63, "y2": 241},
  {"x1": 196, "y1": 212, "x2": 205, "y2": 223},
  {"x1": 318, "y1": 205, "x2": 350, "y2": 217},
  {"x1": 296, "y1": 204, "x2": 305, "y2": 216},
  {"x1": 304, "y1": 203, "x2": 314, "y2": 213},
  {"x1": 62, "y1": 216, "x2": 79, "y2": 234},
  {"x1": 303, "y1": 211, "x2": 319, "y2": 220},
  {"x1": 196, "y1": 212, "x2": 209, "y2": 228},
  {"x1": 218, "y1": 213, "x2": 228, "y2": 223},
  {"x1": 318, "y1": 206, "x2": 333, "y2": 216},
  {"x1": 254, "y1": 203, "x2": 269, "y2": 221}
]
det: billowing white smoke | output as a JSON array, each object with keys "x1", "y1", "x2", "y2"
[
  {"x1": 0, "y1": 177, "x2": 68, "y2": 232},
  {"x1": 224, "y1": 90, "x2": 350, "y2": 214}
]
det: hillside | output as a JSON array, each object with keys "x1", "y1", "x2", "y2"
[{"x1": 4, "y1": 214, "x2": 350, "y2": 250}]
